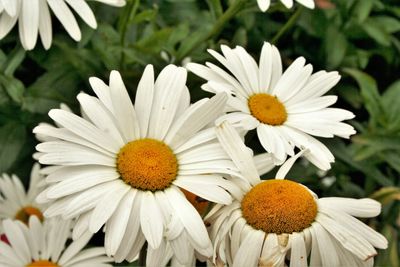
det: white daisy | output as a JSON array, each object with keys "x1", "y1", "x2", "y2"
[
  {"x1": 187, "y1": 42, "x2": 356, "y2": 170},
  {"x1": 0, "y1": 164, "x2": 46, "y2": 232},
  {"x1": 0, "y1": 0, "x2": 125, "y2": 50},
  {"x1": 0, "y1": 216, "x2": 112, "y2": 266},
  {"x1": 34, "y1": 65, "x2": 240, "y2": 264},
  {"x1": 257, "y1": 0, "x2": 315, "y2": 12},
  {"x1": 205, "y1": 121, "x2": 387, "y2": 267}
]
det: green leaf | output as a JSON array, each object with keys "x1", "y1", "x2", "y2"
[
  {"x1": 1, "y1": 46, "x2": 25, "y2": 76},
  {"x1": 373, "y1": 16, "x2": 400, "y2": 33},
  {"x1": 325, "y1": 26, "x2": 348, "y2": 69},
  {"x1": 361, "y1": 18, "x2": 392, "y2": 46},
  {"x1": 381, "y1": 80, "x2": 400, "y2": 131},
  {"x1": 0, "y1": 75, "x2": 24, "y2": 104},
  {"x1": 352, "y1": 0, "x2": 375, "y2": 23},
  {"x1": 342, "y1": 68, "x2": 382, "y2": 126},
  {"x1": 0, "y1": 122, "x2": 26, "y2": 172}
]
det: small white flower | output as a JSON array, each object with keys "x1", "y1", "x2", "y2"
[
  {"x1": 0, "y1": 0, "x2": 125, "y2": 50},
  {"x1": 206, "y1": 122, "x2": 387, "y2": 267},
  {"x1": 187, "y1": 42, "x2": 356, "y2": 170},
  {"x1": 257, "y1": 0, "x2": 315, "y2": 12},
  {"x1": 34, "y1": 65, "x2": 240, "y2": 265},
  {"x1": 0, "y1": 216, "x2": 113, "y2": 266},
  {"x1": 0, "y1": 164, "x2": 46, "y2": 233}
]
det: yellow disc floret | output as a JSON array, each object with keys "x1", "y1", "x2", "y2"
[
  {"x1": 248, "y1": 93, "x2": 287, "y2": 125},
  {"x1": 241, "y1": 180, "x2": 317, "y2": 234},
  {"x1": 117, "y1": 138, "x2": 178, "y2": 191},
  {"x1": 15, "y1": 206, "x2": 44, "y2": 225},
  {"x1": 27, "y1": 260, "x2": 59, "y2": 267}
]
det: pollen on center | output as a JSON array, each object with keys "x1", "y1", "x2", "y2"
[
  {"x1": 117, "y1": 138, "x2": 178, "y2": 191},
  {"x1": 248, "y1": 93, "x2": 287, "y2": 125},
  {"x1": 241, "y1": 179, "x2": 317, "y2": 234},
  {"x1": 27, "y1": 260, "x2": 59, "y2": 267},
  {"x1": 15, "y1": 206, "x2": 44, "y2": 225}
]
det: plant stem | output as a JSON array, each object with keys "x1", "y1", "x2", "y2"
[
  {"x1": 119, "y1": 0, "x2": 140, "y2": 69},
  {"x1": 206, "y1": 0, "x2": 223, "y2": 20},
  {"x1": 177, "y1": 0, "x2": 246, "y2": 61},
  {"x1": 271, "y1": 7, "x2": 303, "y2": 45}
]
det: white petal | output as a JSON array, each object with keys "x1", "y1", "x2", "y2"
[
  {"x1": 290, "y1": 232, "x2": 307, "y2": 267},
  {"x1": 232, "y1": 229, "x2": 264, "y2": 267},
  {"x1": 257, "y1": 0, "x2": 270, "y2": 11},
  {"x1": 65, "y1": 0, "x2": 97, "y2": 28},
  {"x1": 134, "y1": 65, "x2": 155, "y2": 138},
  {"x1": 20, "y1": 0, "x2": 39, "y2": 50},
  {"x1": 38, "y1": 0, "x2": 52, "y2": 49},
  {"x1": 216, "y1": 121, "x2": 260, "y2": 186},
  {"x1": 140, "y1": 191, "x2": 164, "y2": 249},
  {"x1": 104, "y1": 189, "x2": 136, "y2": 256},
  {"x1": 48, "y1": 109, "x2": 120, "y2": 153},
  {"x1": 164, "y1": 187, "x2": 211, "y2": 249},
  {"x1": 109, "y1": 70, "x2": 140, "y2": 141},
  {"x1": 89, "y1": 181, "x2": 129, "y2": 233},
  {"x1": 165, "y1": 93, "x2": 227, "y2": 149},
  {"x1": 173, "y1": 175, "x2": 233, "y2": 205},
  {"x1": 47, "y1": 0, "x2": 81, "y2": 40},
  {"x1": 148, "y1": 65, "x2": 187, "y2": 140}
]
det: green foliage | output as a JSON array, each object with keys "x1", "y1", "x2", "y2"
[{"x1": 0, "y1": 0, "x2": 399, "y2": 264}]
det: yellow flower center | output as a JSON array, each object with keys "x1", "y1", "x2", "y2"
[
  {"x1": 15, "y1": 206, "x2": 44, "y2": 225},
  {"x1": 248, "y1": 93, "x2": 287, "y2": 125},
  {"x1": 241, "y1": 180, "x2": 317, "y2": 234},
  {"x1": 27, "y1": 260, "x2": 58, "y2": 267},
  {"x1": 117, "y1": 138, "x2": 178, "y2": 191}
]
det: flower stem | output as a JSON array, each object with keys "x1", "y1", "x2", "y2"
[
  {"x1": 176, "y1": 0, "x2": 246, "y2": 61},
  {"x1": 271, "y1": 7, "x2": 303, "y2": 45},
  {"x1": 118, "y1": 0, "x2": 140, "y2": 69}
]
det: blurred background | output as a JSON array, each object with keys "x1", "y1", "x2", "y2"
[{"x1": 0, "y1": 0, "x2": 399, "y2": 265}]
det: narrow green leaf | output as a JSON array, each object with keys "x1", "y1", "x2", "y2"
[
  {"x1": 325, "y1": 26, "x2": 348, "y2": 69},
  {"x1": 0, "y1": 122, "x2": 26, "y2": 172},
  {"x1": 0, "y1": 75, "x2": 25, "y2": 104},
  {"x1": 342, "y1": 68, "x2": 382, "y2": 126}
]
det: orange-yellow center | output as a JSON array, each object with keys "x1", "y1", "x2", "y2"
[
  {"x1": 15, "y1": 206, "x2": 44, "y2": 225},
  {"x1": 27, "y1": 260, "x2": 58, "y2": 267},
  {"x1": 248, "y1": 93, "x2": 287, "y2": 125},
  {"x1": 117, "y1": 138, "x2": 178, "y2": 191},
  {"x1": 241, "y1": 180, "x2": 317, "y2": 234}
]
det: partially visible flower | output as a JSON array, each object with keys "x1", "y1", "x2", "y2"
[
  {"x1": 0, "y1": 216, "x2": 113, "y2": 266},
  {"x1": 0, "y1": 164, "x2": 46, "y2": 233},
  {"x1": 187, "y1": 42, "x2": 356, "y2": 170},
  {"x1": 257, "y1": 0, "x2": 315, "y2": 12},
  {"x1": 206, "y1": 121, "x2": 387, "y2": 267},
  {"x1": 34, "y1": 65, "x2": 239, "y2": 265},
  {"x1": 0, "y1": 0, "x2": 125, "y2": 50}
]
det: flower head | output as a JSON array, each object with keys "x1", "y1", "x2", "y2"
[
  {"x1": 34, "y1": 65, "x2": 239, "y2": 264},
  {"x1": 0, "y1": 216, "x2": 112, "y2": 266},
  {"x1": 0, "y1": 164, "x2": 46, "y2": 232},
  {"x1": 187, "y1": 42, "x2": 356, "y2": 170},
  {"x1": 0, "y1": 0, "x2": 125, "y2": 50},
  {"x1": 206, "y1": 122, "x2": 387, "y2": 267}
]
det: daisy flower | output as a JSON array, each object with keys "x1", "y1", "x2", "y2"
[
  {"x1": 205, "y1": 121, "x2": 387, "y2": 267},
  {"x1": 0, "y1": 164, "x2": 46, "y2": 232},
  {"x1": 0, "y1": 0, "x2": 125, "y2": 50},
  {"x1": 257, "y1": 0, "x2": 315, "y2": 12},
  {"x1": 187, "y1": 42, "x2": 356, "y2": 170},
  {"x1": 0, "y1": 216, "x2": 112, "y2": 266},
  {"x1": 34, "y1": 65, "x2": 240, "y2": 264}
]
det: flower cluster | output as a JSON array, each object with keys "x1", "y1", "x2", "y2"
[
  {"x1": 0, "y1": 1, "x2": 389, "y2": 266},
  {"x1": 0, "y1": 0, "x2": 125, "y2": 50}
]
